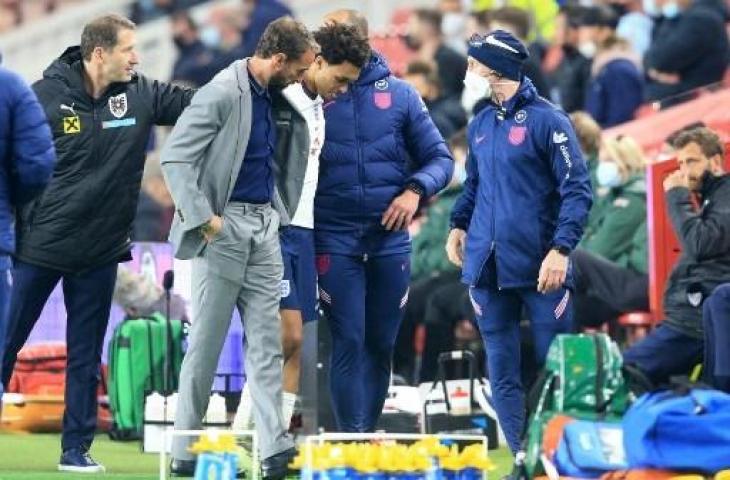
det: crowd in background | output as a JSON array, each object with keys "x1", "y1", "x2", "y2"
[{"x1": 4, "y1": 0, "x2": 729, "y2": 386}]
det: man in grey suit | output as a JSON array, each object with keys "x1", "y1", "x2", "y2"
[{"x1": 160, "y1": 17, "x2": 315, "y2": 479}]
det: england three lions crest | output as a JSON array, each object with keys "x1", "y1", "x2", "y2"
[{"x1": 108, "y1": 93, "x2": 128, "y2": 119}]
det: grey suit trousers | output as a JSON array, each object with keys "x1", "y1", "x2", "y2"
[{"x1": 172, "y1": 202, "x2": 293, "y2": 460}]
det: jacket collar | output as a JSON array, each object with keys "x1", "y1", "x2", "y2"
[{"x1": 498, "y1": 76, "x2": 537, "y2": 117}]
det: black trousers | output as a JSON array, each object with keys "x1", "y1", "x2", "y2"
[
  {"x1": 571, "y1": 248, "x2": 649, "y2": 329},
  {"x1": 2, "y1": 260, "x2": 117, "y2": 451}
]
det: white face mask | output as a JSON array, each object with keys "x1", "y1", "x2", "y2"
[
  {"x1": 662, "y1": 1, "x2": 681, "y2": 18},
  {"x1": 596, "y1": 161, "x2": 623, "y2": 188},
  {"x1": 578, "y1": 41, "x2": 597, "y2": 59},
  {"x1": 463, "y1": 70, "x2": 492, "y2": 101},
  {"x1": 442, "y1": 12, "x2": 467, "y2": 38},
  {"x1": 643, "y1": 0, "x2": 660, "y2": 16}
]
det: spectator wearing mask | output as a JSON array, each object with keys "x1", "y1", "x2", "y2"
[
  {"x1": 573, "y1": 136, "x2": 649, "y2": 329},
  {"x1": 403, "y1": 60, "x2": 467, "y2": 140},
  {"x1": 703, "y1": 283, "x2": 730, "y2": 393},
  {"x1": 623, "y1": 127, "x2": 730, "y2": 386},
  {"x1": 570, "y1": 111, "x2": 602, "y2": 190},
  {"x1": 403, "y1": 8, "x2": 468, "y2": 100},
  {"x1": 204, "y1": 6, "x2": 248, "y2": 60},
  {"x1": 550, "y1": 5, "x2": 592, "y2": 113},
  {"x1": 581, "y1": 136, "x2": 647, "y2": 262},
  {"x1": 611, "y1": 0, "x2": 654, "y2": 57},
  {"x1": 643, "y1": 0, "x2": 729, "y2": 107},
  {"x1": 438, "y1": 0, "x2": 468, "y2": 55},
  {"x1": 580, "y1": 6, "x2": 644, "y2": 128},
  {"x1": 170, "y1": 10, "x2": 221, "y2": 87}
]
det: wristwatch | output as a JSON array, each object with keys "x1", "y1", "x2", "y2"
[
  {"x1": 405, "y1": 182, "x2": 424, "y2": 197},
  {"x1": 552, "y1": 245, "x2": 571, "y2": 256}
]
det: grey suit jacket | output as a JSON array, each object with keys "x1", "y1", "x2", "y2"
[{"x1": 161, "y1": 60, "x2": 254, "y2": 259}]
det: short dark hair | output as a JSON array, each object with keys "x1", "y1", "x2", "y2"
[
  {"x1": 80, "y1": 14, "x2": 136, "y2": 61},
  {"x1": 255, "y1": 17, "x2": 314, "y2": 60},
  {"x1": 667, "y1": 121, "x2": 706, "y2": 147},
  {"x1": 491, "y1": 7, "x2": 531, "y2": 40},
  {"x1": 470, "y1": 10, "x2": 491, "y2": 30},
  {"x1": 579, "y1": 5, "x2": 619, "y2": 29},
  {"x1": 313, "y1": 23, "x2": 371, "y2": 69},
  {"x1": 405, "y1": 60, "x2": 440, "y2": 88},
  {"x1": 561, "y1": 5, "x2": 588, "y2": 29},
  {"x1": 171, "y1": 11, "x2": 197, "y2": 32},
  {"x1": 674, "y1": 127, "x2": 725, "y2": 159},
  {"x1": 414, "y1": 8, "x2": 443, "y2": 34}
]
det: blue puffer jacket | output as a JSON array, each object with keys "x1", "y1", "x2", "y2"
[
  {"x1": 0, "y1": 67, "x2": 55, "y2": 257},
  {"x1": 315, "y1": 53, "x2": 453, "y2": 256},
  {"x1": 450, "y1": 78, "x2": 592, "y2": 289}
]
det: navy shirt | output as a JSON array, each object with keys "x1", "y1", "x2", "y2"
[{"x1": 230, "y1": 68, "x2": 276, "y2": 204}]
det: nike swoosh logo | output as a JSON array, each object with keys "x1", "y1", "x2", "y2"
[{"x1": 476, "y1": 135, "x2": 486, "y2": 143}]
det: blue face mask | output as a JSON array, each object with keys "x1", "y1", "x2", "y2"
[
  {"x1": 662, "y1": 2, "x2": 681, "y2": 19},
  {"x1": 200, "y1": 26, "x2": 221, "y2": 49},
  {"x1": 597, "y1": 161, "x2": 623, "y2": 188}
]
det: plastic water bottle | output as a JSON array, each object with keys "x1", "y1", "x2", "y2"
[
  {"x1": 145, "y1": 392, "x2": 165, "y2": 422},
  {"x1": 143, "y1": 392, "x2": 165, "y2": 453},
  {"x1": 165, "y1": 392, "x2": 178, "y2": 422}
]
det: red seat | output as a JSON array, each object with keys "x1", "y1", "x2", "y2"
[{"x1": 618, "y1": 312, "x2": 653, "y2": 345}]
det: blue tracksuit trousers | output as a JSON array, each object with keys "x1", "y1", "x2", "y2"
[
  {"x1": 317, "y1": 253, "x2": 410, "y2": 432},
  {"x1": 703, "y1": 283, "x2": 730, "y2": 393},
  {"x1": 469, "y1": 285, "x2": 573, "y2": 453}
]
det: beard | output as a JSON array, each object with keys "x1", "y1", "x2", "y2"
[{"x1": 269, "y1": 72, "x2": 290, "y2": 88}]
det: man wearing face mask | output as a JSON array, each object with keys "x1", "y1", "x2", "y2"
[
  {"x1": 573, "y1": 136, "x2": 649, "y2": 330},
  {"x1": 579, "y1": 5, "x2": 644, "y2": 128},
  {"x1": 438, "y1": 0, "x2": 469, "y2": 55},
  {"x1": 612, "y1": 0, "x2": 653, "y2": 57},
  {"x1": 160, "y1": 17, "x2": 315, "y2": 478},
  {"x1": 170, "y1": 11, "x2": 221, "y2": 87},
  {"x1": 623, "y1": 127, "x2": 730, "y2": 387},
  {"x1": 550, "y1": 5, "x2": 592, "y2": 113},
  {"x1": 446, "y1": 30, "x2": 593, "y2": 454},
  {"x1": 643, "y1": 0, "x2": 728, "y2": 107}
]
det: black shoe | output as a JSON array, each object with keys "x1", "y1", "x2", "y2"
[
  {"x1": 170, "y1": 458, "x2": 196, "y2": 477},
  {"x1": 261, "y1": 447, "x2": 297, "y2": 480}
]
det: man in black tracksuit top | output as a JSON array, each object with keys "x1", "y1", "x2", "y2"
[{"x1": 0, "y1": 15, "x2": 194, "y2": 472}]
